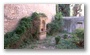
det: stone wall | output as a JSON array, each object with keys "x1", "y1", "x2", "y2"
[
  {"x1": 4, "y1": 4, "x2": 56, "y2": 33},
  {"x1": 63, "y1": 16, "x2": 84, "y2": 33}
]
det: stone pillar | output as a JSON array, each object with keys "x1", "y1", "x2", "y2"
[{"x1": 38, "y1": 17, "x2": 47, "y2": 40}]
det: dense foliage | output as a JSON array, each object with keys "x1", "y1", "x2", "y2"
[
  {"x1": 55, "y1": 28, "x2": 84, "y2": 49},
  {"x1": 72, "y1": 28, "x2": 84, "y2": 47},
  {"x1": 63, "y1": 34, "x2": 68, "y2": 39},
  {"x1": 55, "y1": 36, "x2": 61, "y2": 45},
  {"x1": 4, "y1": 16, "x2": 32, "y2": 49},
  {"x1": 56, "y1": 4, "x2": 70, "y2": 16},
  {"x1": 4, "y1": 12, "x2": 47, "y2": 49},
  {"x1": 74, "y1": 28, "x2": 84, "y2": 40},
  {"x1": 47, "y1": 12, "x2": 64, "y2": 35},
  {"x1": 56, "y1": 38, "x2": 78, "y2": 49}
]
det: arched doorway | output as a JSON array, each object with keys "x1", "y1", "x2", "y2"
[{"x1": 41, "y1": 20, "x2": 45, "y2": 32}]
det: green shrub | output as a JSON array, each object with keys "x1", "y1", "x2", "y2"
[
  {"x1": 74, "y1": 28, "x2": 84, "y2": 40},
  {"x1": 72, "y1": 28, "x2": 84, "y2": 47},
  {"x1": 31, "y1": 12, "x2": 40, "y2": 20},
  {"x1": 55, "y1": 36, "x2": 61, "y2": 44},
  {"x1": 55, "y1": 28, "x2": 84, "y2": 49},
  {"x1": 4, "y1": 17, "x2": 31, "y2": 48},
  {"x1": 15, "y1": 18, "x2": 32, "y2": 34},
  {"x1": 56, "y1": 38, "x2": 78, "y2": 49},
  {"x1": 4, "y1": 16, "x2": 32, "y2": 48},
  {"x1": 55, "y1": 12, "x2": 63, "y2": 20},
  {"x1": 4, "y1": 33, "x2": 20, "y2": 48},
  {"x1": 63, "y1": 34, "x2": 68, "y2": 39},
  {"x1": 47, "y1": 12, "x2": 64, "y2": 35}
]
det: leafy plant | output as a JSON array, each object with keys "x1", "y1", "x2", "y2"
[
  {"x1": 74, "y1": 28, "x2": 84, "y2": 40},
  {"x1": 47, "y1": 12, "x2": 64, "y2": 35},
  {"x1": 4, "y1": 16, "x2": 32, "y2": 48},
  {"x1": 63, "y1": 34, "x2": 68, "y2": 39},
  {"x1": 55, "y1": 28, "x2": 84, "y2": 49},
  {"x1": 56, "y1": 39, "x2": 78, "y2": 49},
  {"x1": 31, "y1": 12, "x2": 39, "y2": 20},
  {"x1": 73, "y1": 28, "x2": 84, "y2": 47},
  {"x1": 55, "y1": 36, "x2": 61, "y2": 45}
]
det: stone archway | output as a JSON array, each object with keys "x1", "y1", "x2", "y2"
[{"x1": 41, "y1": 20, "x2": 45, "y2": 32}]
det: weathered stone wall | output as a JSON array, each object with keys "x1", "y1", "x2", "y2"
[
  {"x1": 63, "y1": 16, "x2": 84, "y2": 33},
  {"x1": 4, "y1": 4, "x2": 56, "y2": 33}
]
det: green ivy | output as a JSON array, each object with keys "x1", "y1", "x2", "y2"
[
  {"x1": 4, "y1": 17, "x2": 32, "y2": 48},
  {"x1": 4, "y1": 12, "x2": 47, "y2": 49}
]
